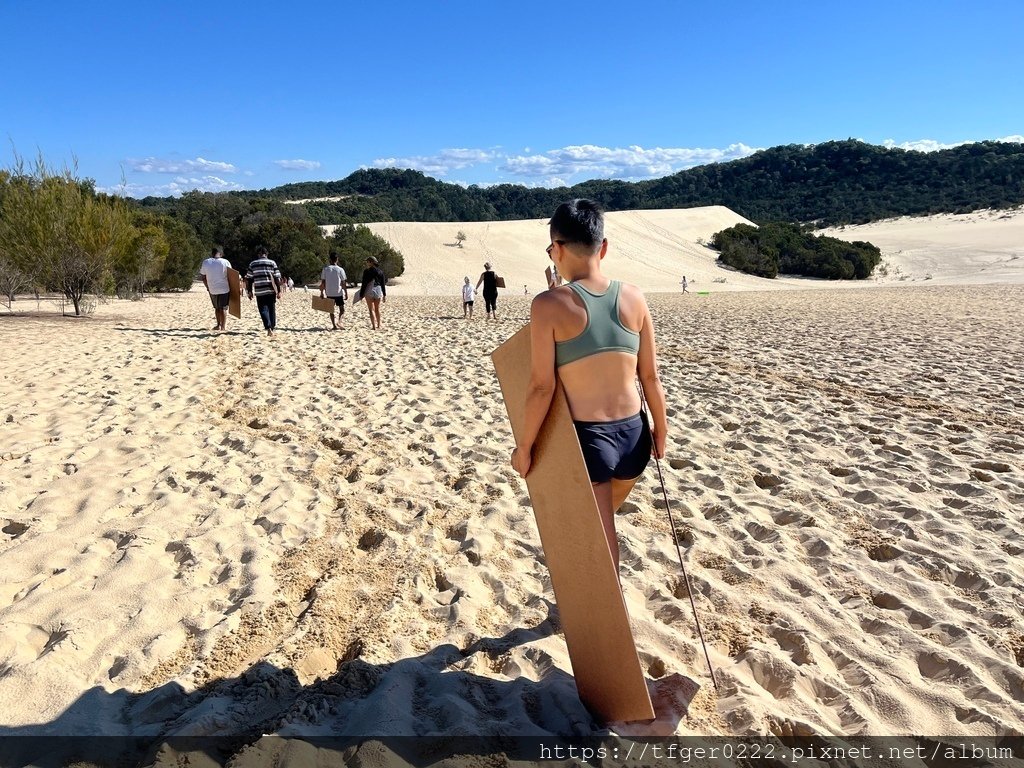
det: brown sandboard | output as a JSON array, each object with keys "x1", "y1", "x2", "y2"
[
  {"x1": 311, "y1": 296, "x2": 336, "y2": 313},
  {"x1": 495, "y1": 276, "x2": 506, "y2": 289},
  {"x1": 227, "y1": 268, "x2": 242, "y2": 319},
  {"x1": 491, "y1": 324, "x2": 654, "y2": 723}
]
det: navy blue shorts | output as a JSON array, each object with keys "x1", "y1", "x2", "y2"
[{"x1": 574, "y1": 411, "x2": 651, "y2": 484}]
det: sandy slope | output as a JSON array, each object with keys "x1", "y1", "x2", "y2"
[
  {"x1": 822, "y1": 207, "x2": 1024, "y2": 285},
  {"x1": 324, "y1": 207, "x2": 793, "y2": 295},
  {"x1": 1, "y1": 281, "x2": 1021, "y2": 765},
  {"x1": 324, "y1": 206, "x2": 1024, "y2": 297}
]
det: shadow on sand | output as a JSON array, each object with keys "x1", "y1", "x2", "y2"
[{"x1": 0, "y1": 609, "x2": 698, "y2": 767}]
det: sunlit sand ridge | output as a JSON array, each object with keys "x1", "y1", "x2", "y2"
[{"x1": 0, "y1": 209, "x2": 1022, "y2": 762}]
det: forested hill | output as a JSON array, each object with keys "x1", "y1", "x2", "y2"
[{"x1": 142, "y1": 140, "x2": 1024, "y2": 227}]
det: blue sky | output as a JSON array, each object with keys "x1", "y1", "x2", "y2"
[{"x1": 2, "y1": 0, "x2": 1021, "y2": 198}]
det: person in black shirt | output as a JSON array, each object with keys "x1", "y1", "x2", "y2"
[
  {"x1": 357, "y1": 256, "x2": 386, "y2": 330},
  {"x1": 474, "y1": 261, "x2": 499, "y2": 321}
]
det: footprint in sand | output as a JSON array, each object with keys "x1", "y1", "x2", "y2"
[
  {"x1": 2, "y1": 521, "x2": 30, "y2": 538},
  {"x1": 972, "y1": 460, "x2": 1012, "y2": 473},
  {"x1": 753, "y1": 473, "x2": 783, "y2": 490},
  {"x1": 357, "y1": 528, "x2": 386, "y2": 551}
]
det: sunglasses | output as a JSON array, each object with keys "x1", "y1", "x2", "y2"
[{"x1": 546, "y1": 239, "x2": 568, "y2": 257}]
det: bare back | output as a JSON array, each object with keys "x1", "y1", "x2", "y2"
[{"x1": 549, "y1": 278, "x2": 647, "y2": 421}]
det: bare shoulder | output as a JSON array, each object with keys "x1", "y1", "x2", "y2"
[
  {"x1": 530, "y1": 288, "x2": 562, "y2": 318},
  {"x1": 617, "y1": 281, "x2": 650, "y2": 323},
  {"x1": 617, "y1": 281, "x2": 647, "y2": 303}
]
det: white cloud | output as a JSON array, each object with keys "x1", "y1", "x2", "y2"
[
  {"x1": 365, "y1": 143, "x2": 759, "y2": 185},
  {"x1": 500, "y1": 143, "x2": 760, "y2": 182},
  {"x1": 274, "y1": 159, "x2": 322, "y2": 171},
  {"x1": 129, "y1": 156, "x2": 237, "y2": 174},
  {"x1": 882, "y1": 135, "x2": 1024, "y2": 152},
  {"x1": 99, "y1": 175, "x2": 244, "y2": 199},
  {"x1": 370, "y1": 148, "x2": 500, "y2": 176}
]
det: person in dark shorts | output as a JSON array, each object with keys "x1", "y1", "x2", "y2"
[
  {"x1": 199, "y1": 246, "x2": 232, "y2": 331},
  {"x1": 319, "y1": 252, "x2": 348, "y2": 330},
  {"x1": 475, "y1": 261, "x2": 499, "y2": 320},
  {"x1": 462, "y1": 276, "x2": 475, "y2": 319},
  {"x1": 511, "y1": 199, "x2": 667, "y2": 572}
]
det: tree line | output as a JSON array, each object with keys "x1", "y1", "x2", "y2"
[
  {"x1": 203, "y1": 140, "x2": 1024, "y2": 227},
  {"x1": 0, "y1": 159, "x2": 405, "y2": 314},
  {"x1": 0, "y1": 158, "x2": 202, "y2": 314}
]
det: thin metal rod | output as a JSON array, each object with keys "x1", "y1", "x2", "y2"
[{"x1": 636, "y1": 381, "x2": 719, "y2": 693}]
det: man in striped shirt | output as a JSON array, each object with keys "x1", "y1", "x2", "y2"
[{"x1": 244, "y1": 246, "x2": 284, "y2": 336}]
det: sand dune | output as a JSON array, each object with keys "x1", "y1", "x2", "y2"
[
  {"x1": 1, "y1": 206, "x2": 1023, "y2": 763},
  {"x1": 324, "y1": 206, "x2": 1024, "y2": 297},
  {"x1": 1, "y1": 281, "x2": 1022, "y2": 764},
  {"x1": 325, "y1": 207, "x2": 785, "y2": 295},
  {"x1": 823, "y1": 206, "x2": 1024, "y2": 285}
]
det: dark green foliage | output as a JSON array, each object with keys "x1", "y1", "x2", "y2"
[
  {"x1": 153, "y1": 216, "x2": 204, "y2": 290},
  {"x1": 149, "y1": 139, "x2": 1024, "y2": 227},
  {"x1": 711, "y1": 222, "x2": 881, "y2": 280},
  {"x1": 135, "y1": 190, "x2": 357, "y2": 286},
  {"x1": 327, "y1": 224, "x2": 405, "y2": 283}
]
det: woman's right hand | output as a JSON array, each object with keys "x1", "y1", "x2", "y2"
[
  {"x1": 651, "y1": 429, "x2": 666, "y2": 460},
  {"x1": 512, "y1": 446, "x2": 532, "y2": 478}
]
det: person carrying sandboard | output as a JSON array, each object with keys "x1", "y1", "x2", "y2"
[{"x1": 512, "y1": 199, "x2": 667, "y2": 572}]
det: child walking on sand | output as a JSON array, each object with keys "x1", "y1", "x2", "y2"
[{"x1": 462, "y1": 276, "x2": 475, "y2": 319}]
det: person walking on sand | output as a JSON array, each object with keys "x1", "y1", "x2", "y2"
[
  {"x1": 475, "y1": 261, "x2": 499, "y2": 321},
  {"x1": 681, "y1": 275, "x2": 689, "y2": 293},
  {"x1": 511, "y1": 199, "x2": 668, "y2": 573},
  {"x1": 462, "y1": 276, "x2": 475, "y2": 319},
  {"x1": 319, "y1": 252, "x2": 348, "y2": 330},
  {"x1": 199, "y1": 246, "x2": 232, "y2": 331},
  {"x1": 357, "y1": 255, "x2": 386, "y2": 330},
  {"x1": 245, "y1": 245, "x2": 284, "y2": 336}
]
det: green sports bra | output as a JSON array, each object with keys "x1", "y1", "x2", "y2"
[{"x1": 555, "y1": 281, "x2": 640, "y2": 367}]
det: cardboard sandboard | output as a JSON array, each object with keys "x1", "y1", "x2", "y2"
[
  {"x1": 491, "y1": 324, "x2": 654, "y2": 723},
  {"x1": 495, "y1": 276, "x2": 506, "y2": 289},
  {"x1": 311, "y1": 296, "x2": 336, "y2": 313},
  {"x1": 227, "y1": 268, "x2": 242, "y2": 319}
]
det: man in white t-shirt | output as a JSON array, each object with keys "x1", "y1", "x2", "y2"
[
  {"x1": 199, "y1": 246, "x2": 232, "y2": 331},
  {"x1": 319, "y1": 252, "x2": 349, "y2": 330}
]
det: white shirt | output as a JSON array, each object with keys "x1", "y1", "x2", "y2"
[
  {"x1": 462, "y1": 284, "x2": 475, "y2": 302},
  {"x1": 200, "y1": 257, "x2": 231, "y2": 295},
  {"x1": 322, "y1": 265, "x2": 347, "y2": 297}
]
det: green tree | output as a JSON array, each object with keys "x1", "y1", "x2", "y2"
[
  {"x1": 115, "y1": 222, "x2": 168, "y2": 296},
  {"x1": 0, "y1": 156, "x2": 134, "y2": 315}
]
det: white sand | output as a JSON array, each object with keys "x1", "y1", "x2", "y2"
[
  {"x1": 823, "y1": 206, "x2": 1024, "y2": 285},
  {"x1": 1, "y1": 209, "x2": 1022, "y2": 762},
  {"x1": 325, "y1": 206, "x2": 1024, "y2": 296}
]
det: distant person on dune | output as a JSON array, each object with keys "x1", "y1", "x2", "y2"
[
  {"x1": 681, "y1": 275, "x2": 689, "y2": 293},
  {"x1": 462, "y1": 276, "x2": 475, "y2": 319},
  {"x1": 512, "y1": 199, "x2": 667, "y2": 572},
  {"x1": 357, "y1": 256, "x2": 386, "y2": 330},
  {"x1": 245, "y1": 245, "x2": 284, "y2": 337},
  {"x1": 475, "y1": 261, "x2": 499, "y2": 320},
  {"x1": 319, "y1": 252, "x2": 348, "y2": 330},
  {"x1": 199, "y1": 246, "x2": 232, "y2": 331}
]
